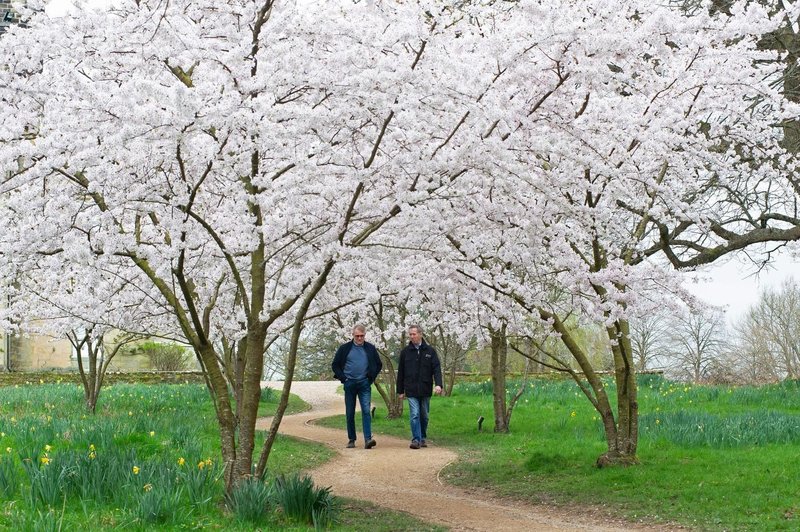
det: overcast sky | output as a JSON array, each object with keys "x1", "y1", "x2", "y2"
[{"x1": 683, "y1": 250, "x2": 798, "y2": 322}]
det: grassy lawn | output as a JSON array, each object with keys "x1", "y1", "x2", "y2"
[
  {"x1": 0, "y1": 381, "x2": 441, "y2": 530},
  {"x1": 319, "y1": 375, "x2": 800, "y2": 530}
]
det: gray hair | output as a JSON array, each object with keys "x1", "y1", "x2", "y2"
[
  {"x1": 408, "y1": 324, "x2": 423, "y2": 335},
  {"x1": 352, "y1": 324, "x2": 366, "y2": 334}
]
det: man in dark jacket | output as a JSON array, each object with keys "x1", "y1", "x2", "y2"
[
  {"x1": 396, "y1": 324, "x2": 443, "y2": 449},
  {"x1": 331, "y1": 324, "x2": 383, "y2": 449}
]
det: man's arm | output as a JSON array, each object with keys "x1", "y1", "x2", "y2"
[
  {"x1": 431, "y1": 348, "x2": 443, "y2": 395},
  {"x1": 331, "y1": 344, "x2": 348, "y2": 383},
  {"x1": 396, "y1": 348, "x2": 405, "y2": 397},
  {"x1": 372, "y1": 344, "x2": 383, "y2": 375}
]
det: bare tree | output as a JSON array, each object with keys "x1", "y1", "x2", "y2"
[
  {"x1": 732, "y1": 277, "x2": 800, "y2": 380},
  {"x1": 67, "y1": 328, "x2": 141, "y2": 413},
  {"x1": 629, "y1": 313, "x2": 670, "y2": 371},
  {"x1": 665, "y1": 310, "x2": 728, "y2": 382}
]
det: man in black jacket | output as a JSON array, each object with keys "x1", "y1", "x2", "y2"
[
  {"x1": 331, "y1": 324, "x2": 382, "y2": 449},
  {"x1": 396, "y1": 324, "x2": 443, "y2": 449}
]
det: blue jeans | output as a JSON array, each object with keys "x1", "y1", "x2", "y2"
[
  {"x1": 406, "y1": 396, "x2": 430, "y2": 443},
  {"x1": 343, "y1": 377, "x2": 372, "y2": 442}
]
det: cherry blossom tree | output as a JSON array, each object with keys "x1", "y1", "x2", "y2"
[
  {"x1": 0, "y1": 0, "x2": 468, "y2": 489},
  {"x1": 410, "y1": 1, "x2": 800, "y2": 464}
]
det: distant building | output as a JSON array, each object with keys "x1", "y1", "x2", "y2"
[{"x1": 0, "y1": 1, "x2": 22, "y2": 35}]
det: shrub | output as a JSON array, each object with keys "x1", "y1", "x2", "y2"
[{"x1": 127, "y1": 342, "x2": 192, "y2": 371}]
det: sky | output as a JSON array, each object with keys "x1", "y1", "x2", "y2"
[{"x1": 682, "y1": 250, "x2": 798, "y2": 323}]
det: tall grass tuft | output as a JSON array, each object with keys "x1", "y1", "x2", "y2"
[
  {"x1": 0, "y1": 455, "x2": 19, "y2": 498},
  {"x1": 134, "y1": 482, "x2": 187, "y2": 525},
  {"x1": 24, "y1": 456, "x2": 68, "y2": 509},
  {"x1": 274, "y1": 473, "x2": 336, "y2": 527},
  {"x1": 226, "y1": 477, "x2": 276, "y2": 525},
  {"x1": 10, "y1": 507, "x2": 63, "y2": 532},
  {"x1": 178, "y1": 457, "x2": 221, "y2": 507},
  {"x1": 640, "y1": 410, "x2": 800, "y2": 447}
]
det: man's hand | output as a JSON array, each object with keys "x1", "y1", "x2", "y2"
[
  {"x1": 398, "y1": 393, "x2": 405, "y2": 400},
  {"x1": 434, "y1": 386, "x2": 443, "y2": 396}
]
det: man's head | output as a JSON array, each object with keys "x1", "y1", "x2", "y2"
[
  {"x1": 408, "y1": 324, "x2": 423, "y2": 345},
  {"x1": 352, "y1": 324, "x2": 366, "y2": 346}
]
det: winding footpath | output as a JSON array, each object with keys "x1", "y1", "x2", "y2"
[{"x1": 257, "y1": 381, "x2": 669, "y2": 532}]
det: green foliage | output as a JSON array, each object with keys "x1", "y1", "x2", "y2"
[
  {"x1": 225, "y1": 477, "x2": 276, "y2": 525},
  {"x1": 133, "y1": 481, "x2": 187, "y2": 525},
  {"x1": 123, "y1": 341, "x2": 191, "y2": 371},
  {"x1": 0, "y1": 382, "x2": 340, "y2": 530},
  {"x1": 177, "y1": 457, "x2": 220, "y2": 507},
  {"x1": 9, "y1": 507, "x2": 63, "y2": 532},
  {"x1": 0, "y1": 455, "x2": 19, "y2": 498},
  {"x1": 274, "y1": 473, "x2": 336, "y2": 528},
  {"x1": 24, "y1": 457, "x2": 67, "y2": 509}
]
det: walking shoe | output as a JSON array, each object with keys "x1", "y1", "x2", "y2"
[
  {"x1": 346, "y1": 440, "x2": 355, "y2": 448},
  {"x1": 409, "y1": 440, "x2": 420, "y2": 449},
  {"x1": 420, "y1": 439, "x2": 427, "y2": 448},
  {"x1": 365, "y1": 438, "x2": 376, "y2": 449}
]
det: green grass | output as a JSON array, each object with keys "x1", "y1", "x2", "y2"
[
  {"x1": 319, "y1": 376, "x2": 800, "y2": 530},
  {"x1": 0, "y1": 382, "x2": 442, "y2": 530}
]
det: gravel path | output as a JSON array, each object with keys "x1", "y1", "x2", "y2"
[{"x1": 257, "y1": 380, "x2": 671, "y2": 532}]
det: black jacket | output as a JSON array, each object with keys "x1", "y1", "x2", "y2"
[
  {"x1": 331, "y1": 341, "x2": 383, "y2": 384},
  {"x1": 396, "y1": 341, "x2": 443, "y2": 398}
]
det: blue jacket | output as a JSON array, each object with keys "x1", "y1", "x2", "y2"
[{"x1": 331, "y1": 341, "x2": 383, "y2": 384}]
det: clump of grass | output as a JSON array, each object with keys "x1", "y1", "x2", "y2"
[
  {"x1": 226, "y1": 477, "x2": 276, "y2": 525},
  {"x1": 10, "y1": 507, "x2": 64, "y2": 532},
  {"x1": 134, "y1": 481, "x2": 187, "y2": 525},
  {"x1": 178, "y1": 456, "x2": 221, "y2": 507},
  {"x1": 274, "y1": 473, "x2": 336, "y2": 527},
  {"x1": 0, "y1": 455, "x2": 20, "y2": 498}
]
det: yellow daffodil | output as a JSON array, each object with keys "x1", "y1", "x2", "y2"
[
  {"x1": 143, "y1": 483, "x2": 153, "y2": 492},
  {"x1": 177, "y1": 457, "x2": 185, "y2": 466},
  {"x1": 132, "y1": 465, "x2": 140, "y2": 475},
  {"x1": 89, "y1": 451, "x2": 96, "y2": 460},
  {"x1": 40, "y1": 455, "x2": 50, "y2": 465},
  {"x1": 5, "y1": 447, "x2": 11, "y2": 454},
  {"x1": 89, "y1": 444, "x2": 95, "y2": 451},
  {"x1": 197, "y1": 461, "x2": 205, "y2": 470},
  {"x1": 204, "y1": 458, "x2": 212, "y2": 467},
  {"x1": 44, "y1": 445, "x2": 52, "y2": 452},
  {"x1": 149, "y1": 431, "x2": 155, "y2": 437},
  {"x1": 570, "y1": 411, "x2": 576, "y2": 418}
]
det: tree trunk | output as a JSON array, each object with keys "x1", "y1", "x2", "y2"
[
  {"x1": 374, "y1": 378, "x2": 403, "y2": 418},
  {"x1": 489, "y1": 324, "x2": 509, "y2": 433},
  {"x1": 537, "y1": 308, "x2": 638, "y2": 467},
  {"x1": 597, "y1": 319, "x2": 638, "y2": 466},
  {"x1": 446, "y1": 362, "x2": 457, "y2": 397}
]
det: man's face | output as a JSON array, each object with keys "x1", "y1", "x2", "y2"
[
  {"x1": 353, "y1": 330, "x2": 366, "y2": 346},
  {"x1": 409, "y1": 328, "x2": 421, "y2": 344}
]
